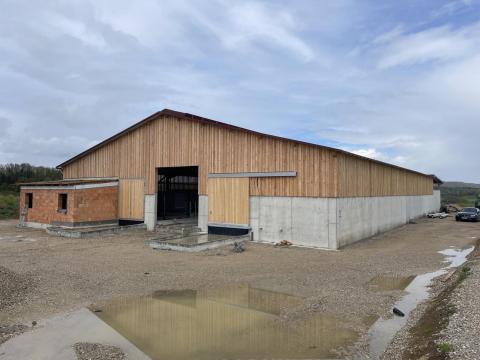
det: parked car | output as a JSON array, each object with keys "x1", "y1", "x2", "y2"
[{"x1": 455, "y1": 207, "x2": 480, "y2": 222}]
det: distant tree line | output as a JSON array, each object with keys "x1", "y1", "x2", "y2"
[
  {"x1": 440, "y1": 185, "x2": 480, "y2": 207},
  {"x1": 0, "y1": 163, "x2": 62, "y2": 192}
]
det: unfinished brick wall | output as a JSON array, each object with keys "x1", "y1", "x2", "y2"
[
  {"x1": 72, "y1": 187, "x2": 118, "y2": 223},
  {"x1": 19, "y1": 186, "x2": 118, "y2": 226}
]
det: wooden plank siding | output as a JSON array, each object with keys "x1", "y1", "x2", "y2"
[
  {"x1": 118, "y1": 179, "x2": 144, "y2": 220},
  {"x1": 336, "y1": 153, "x2": 432, "y2": 197},
  {"x1": 207, "y1": 178, "x2": 249, "y2": 225},
  {"x1": 62, "y1": 114, "x2": 433, "y2": 198}
]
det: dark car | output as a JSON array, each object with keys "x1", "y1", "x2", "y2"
[{"x1": 456, "y1": 207, "x2": 480, "y2": 222}]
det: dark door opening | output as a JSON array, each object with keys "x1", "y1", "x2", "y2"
[{"x1": 157, "y1": 166, "x2": 198, "y2": 220}]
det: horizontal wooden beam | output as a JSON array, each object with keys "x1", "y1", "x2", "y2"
[{"x1": 208, "y1": 171, "x2": 297, "y2": 178}]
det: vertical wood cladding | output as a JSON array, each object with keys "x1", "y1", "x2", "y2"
[
  {"x1": 118, "y1": 179, "x2": 144, "y2": 220},
  {"x1": 62, "y1": 115, "x2": 433, "y2": 197},
  {"x1": 336, "y1": 154, "x2": 432, "y2": 197},
  {"x1": 208, "y1": 177, "x2": 249, "y2": 225}
]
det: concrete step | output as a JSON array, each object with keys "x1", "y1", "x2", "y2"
[{"x1": 155, "y1": 221, "x2": 200, "y2": 236}]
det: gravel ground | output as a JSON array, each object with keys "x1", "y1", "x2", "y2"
[
  {"x1": 439, "y1": 251, "x2": 480, "y2": 359},
  {"x1": 0, "y1": 324, "x2": 28, "y2": 345},
  {"x1": 73, "y1": 342, "x2": 126, "y2": 360},
  {"x1": 0, "y1": 266, "x2": 36, "y2": 311},
  {"x1": 0, "y1": 217, "x2": 479, "y2": 358}
]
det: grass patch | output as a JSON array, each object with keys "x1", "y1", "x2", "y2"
[
  {"x1": 0, "y1": 192, "x2": 19, "y2": 219},
  {"x1": 437, "y1": 343, "x2": 453, "y2": 353},
  {"x1": 458, "y1": 266, "x2": 471, "y2": 282}
]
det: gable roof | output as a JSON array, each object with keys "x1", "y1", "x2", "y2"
[{"x1": 57, "y1": 108, "x2": 432, "y2": 178}]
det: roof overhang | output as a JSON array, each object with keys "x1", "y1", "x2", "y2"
[{"x1": 431, "y1": 175, "x2": 443, "y2": 185}]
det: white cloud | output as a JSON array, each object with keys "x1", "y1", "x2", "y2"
[
  {"x1": 431, "y1": 0, "x2": 474, "y2": 18},
  {"x1": 45, "y1": 13, "x2": 107, "y2": 49},
  {"x1": 377, "y1": 23, "x2": 480, "y2": 69},
  {"x1": 0, "y1": 0, "x2": 479, "y2": 183},
  {"x1": 343, "y1": 148, "x2": 407, "y2": 166},
  {"x1": 95, "y1": 0, "x2": 315, "y2": 62},
  {"x1": 350, "y1": 148, "x2": 381, "y2": 158},
  {"x1": 222, "y1": 2, "x2": 315, "y2": 61}
]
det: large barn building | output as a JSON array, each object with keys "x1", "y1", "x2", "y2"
[{"x1": 19, "y1": 109, "x2": 440, "y2": 249}]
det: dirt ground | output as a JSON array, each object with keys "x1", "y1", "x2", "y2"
[{"x1": 0, "y1": 217, "x2": 479, "y2": 357}]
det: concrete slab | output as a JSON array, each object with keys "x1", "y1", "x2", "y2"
[
  {"x1": 147, "y1": 233, "x2": 249, "y2": 252},
  {"x1": 46, "y1": 223, "x2": 146, "y2": 238},
  {"x1": 0, "y1": 308, "x2": 150, "y2": 360}
]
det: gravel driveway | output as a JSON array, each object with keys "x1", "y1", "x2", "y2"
[
  {"x1": 0, "y1": 217, "x2": 479, "y2": 358},
  {"x1": 439, "y1": 250, "x2": 480, "y2": 359}
]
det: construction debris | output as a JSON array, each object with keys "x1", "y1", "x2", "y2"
[
  {"x1": 393, "y1": 307, "x2": 405, "y2": 317},
  {"x1": 442, "y1": 204, "x2": 460, "y2": 213},
  {"x1": 232, "y1": 242, "x2": 245, "y2": 253},
  {"x1": 427, "y1": 212, "x2": 448, "y2": 219},
  {"x1": 275, "y1": 240, "x2": 292, "y2": 247}
]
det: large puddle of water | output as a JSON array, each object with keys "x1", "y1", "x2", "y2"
[
  {"x1": 367, "y1": 246, "x2": 474, "y2": 359},
  {"x1": 2, "y1": 246, "x2": 473, "y2": 360},
  {"x1": 92, "y1": 284, "x2": 358, "y2": 360}
]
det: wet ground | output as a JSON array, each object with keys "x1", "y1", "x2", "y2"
[
  {"x1": 367, "y1": 246, "x2": 473, "y2": 359},
  {"x1": 0, "y1": 217, "x2": 479, "y2": 359}
]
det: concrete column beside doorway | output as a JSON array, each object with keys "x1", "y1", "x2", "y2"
[
  {"x1": 144, "y1": 194, "x2": 157, "y2": 231},
  {"x1": 198, "y1": 195, "x2": 208, "y2": 232}
]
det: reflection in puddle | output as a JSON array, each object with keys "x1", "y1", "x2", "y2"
[
  {"x1": 368, "y1": 246, "x2": 474, "y2": 359},
  {"x1": 367, "y1": 275, "x2": 415, "y2": 291},
  {"x1": 92, "y1": 284, "x2": 357, "y2": 360}
]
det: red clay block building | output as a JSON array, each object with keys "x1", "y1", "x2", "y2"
[{"x1": 19, "y1": 179, "x2": 118, "y2": 228}]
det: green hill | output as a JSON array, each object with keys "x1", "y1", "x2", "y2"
[
  {"x1": 440, "y1": 181, "x2": 480, "y2": 207},
  {"x1": 441, "y1": 181, "x2": 480, "y2": 189},
  {"x1": 0, "y1": 163, "x2": 62, "y2": 219}
]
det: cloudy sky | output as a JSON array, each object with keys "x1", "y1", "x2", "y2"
[{"x1": 1, "y1": 0, "x2": 479, "y2": 181}]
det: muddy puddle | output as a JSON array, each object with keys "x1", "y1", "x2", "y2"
[
  {"x1": 92, "y1": 284, "x2": 357, "y2": 359},
  {"x1": 367, "y1": 275, "x2": 415, "y2": 292},
  {"x1": 367, "y1": 246, "x2": 474, "y2": 359}
]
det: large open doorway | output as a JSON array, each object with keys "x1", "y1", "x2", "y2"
[{"x1": 157, "y1": 166, "x2": 198, "y2": 220}]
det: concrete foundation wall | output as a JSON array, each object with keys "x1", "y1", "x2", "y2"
[
  {"x1": 336, "y1": 190, "x2": 441, "y2": 248},
  {"x1": 181, "y1": 191, "x2": 440, "y2": 250},
  {"x1": 249, "y1": 196, "x2": 337, "y2": 249}
]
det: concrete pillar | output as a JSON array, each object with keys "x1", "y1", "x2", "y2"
[
  {"x1": 198, "y1": 195, "x2": 208, "y2": 232},
  {"x1": 327, "y1": 198, "x2": 338, "y2": 250},
  {"x1": 144, "y1": 194, "x2": 157, "y2": 231},
  {"x1": 249, "y1": 197, "x2": 260, "y2": 241}
]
